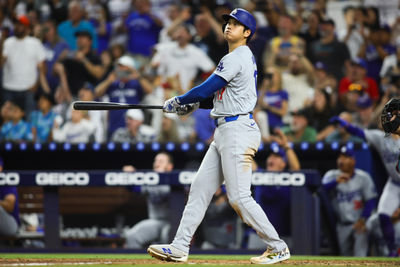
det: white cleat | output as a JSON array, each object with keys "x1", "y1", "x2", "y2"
[
  {"x1": 147, "y1": 244, "x2": 188, "y2": 263},
  {"x1": 250, "y1": 246, "x2": 290, "y2": 264}
]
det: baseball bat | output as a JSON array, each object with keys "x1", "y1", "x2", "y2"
[{"x1": 73, "y1": 101, "x2": 163, "y2": 110}]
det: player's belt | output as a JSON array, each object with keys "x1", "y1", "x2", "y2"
[{"x1": 214, "y1": 113, "x2": 253, "y2": 127}]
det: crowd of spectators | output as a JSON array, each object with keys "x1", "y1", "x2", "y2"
[{"x1": 0, "y1": 0, "x2": 399, "y2": 146}]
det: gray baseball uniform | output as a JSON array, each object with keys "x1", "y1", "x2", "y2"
[
  {"x1": 171, "y1": 45, "x2": 287, "y2": 253},
  {"x1": 125, "y1": 185, "x2": 171, "y2": 248},
  {"x1": 364, "y1": 130, "x2": 400, "y2": 216},
  {"x1": 322, "y1": 168, "x2": 377, "y2": 256},
  {"x1": 366, "y1": 213, "x2": 400, "y2": 256}
]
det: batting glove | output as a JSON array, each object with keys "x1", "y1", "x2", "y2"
[
  {"x1": 176, "y1": 103, "x2": 200, "y2": 116},
  {"x1": 329, "y1": 116, "x2": 348, "y2": 127},
  {"x1": 163, "y1": 96, "x2": 181, "y2": 113}
]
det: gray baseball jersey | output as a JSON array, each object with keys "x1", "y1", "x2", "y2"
[
  {"x1": 211, "y1": 45, "x2": 257, "y2": 118},
  {"x1": 322, "y1": 169, "x2": 377, "y2": 223},
  {"x1": 364, "y1": 130, "x2": 400, "y2": 184},
  {"x1": 171, "y1": 45, "x2": 287, "y2": 254}
]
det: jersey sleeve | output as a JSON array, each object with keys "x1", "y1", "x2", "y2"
[
  {"x1": 213, "y1": 53, "x2": 242, "y2": 82},
  {"x1": 364, "y1": 129, "x2": 385, "y2": 150},
  {"x1": 322, "y1": 170, "x2": 337, "y2": 184}
]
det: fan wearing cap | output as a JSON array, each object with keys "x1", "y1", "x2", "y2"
[
  {"x1": 307, "y1": 17, "x2": 351, "y2": 81},
  {"x1": 338, "y1": 58, "x2": 379, "y2": 107},
  {"x1": 322, "y1": 146, "x2": 377, "y2": 256},
  {"x1": 313, "y1": 61, "x2": 337, "y2": 92},
  {"x1": 111, "y1": 109, "x2": 156, "y2": 144},
  {"x1": 95, "y1": 55, "x2": 153, "y2": 138},
  {"x1": 151, "y1": 22, "x2": 215, "y2": 93},
  {"x1": 352, "y1": 94, "x2": 378, "y2": 129},
  {"x1": 0, "y1": 14, "x2": 51, "y2": 115},
  {"x1": 0, "y1": 98, "x2": 33, "y2": 142}
]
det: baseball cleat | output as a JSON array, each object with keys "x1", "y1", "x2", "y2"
[
  {"x1": 250, "y1": 246, "x2": 290, "y2": 264},
  {"x1": 147, "y1": 244, "x2": 188, "y2": 262}
]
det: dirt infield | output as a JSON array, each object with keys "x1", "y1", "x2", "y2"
[{"x1": 0, "y1": 258, "x2": 399, "y2": 266}]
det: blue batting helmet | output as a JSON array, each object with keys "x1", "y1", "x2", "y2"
[{"x1": 222, "y1": 8, "x2": 257, "y2": 40}]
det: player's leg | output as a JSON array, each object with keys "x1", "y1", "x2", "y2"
[
  {"x1": 353, "y1": 229, "x2": 368, "y2": 257},
  {"x1": 377, "y1": 180, "x2": 400, "y2": 256},
  {"x1": 148, "y1": 142, "x2": 223, "y2": 261},
  {"x1": 218, "y1": 119, "x2": 289, "y2": 264},
  {"x1": 125, "y1": 219, "x2": 167, "y2": 249},
  {"x1": 336, "y1": 224, "x2": 353, "y2": 256}
]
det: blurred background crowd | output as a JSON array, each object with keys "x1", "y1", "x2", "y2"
[{"x1": 0, "y1": 0, "x2": 399, "y2": 145}]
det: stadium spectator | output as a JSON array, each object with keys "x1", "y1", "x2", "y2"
[
  {"x1": 190, "y1": 109, "x2": 215, "y2": 145},
  {"x1": 124, "y1": 0, "x2": 163, "y2": 58},
  {"x1": 313, "y1": 62, "x2": 337, "y2": 96},
  {"x1": 325, "y1": 112, "x2": 364, "y2": 144},
  {"x1": 111, "y1": 109, "x2": 156, "y2": 144},
  {"x1": 338, "y1": 6, "x2": 365, "y2": 61},
  {"x1": 57, "y1": 0, "x2": 98, "y2": 51},
  {"x1": 0, "y1": 100, "x2": 13, "y2": 126},
  {"x1": 125, "y1": 152, "x2": 173, "y2": 249},
  {"x1": 358, "y1": 26, "x2": 396, "y2": 83},
  {"x1": 151, "y1": 23, "x2": 214, "y2": 93},
  {"x1": 95, "y1": 55, "x2": 152, "y2": 137},
  {"x1": 193, "y1": 6, "x2": 228, "y2": 65},
  {"x1": 298, "y1": 10, "x2": 321, "y2": 46},
  {"x1": 281, "y1": 53, "x2": 314, "y2": 114},
  {"x1": 380, "y1": 38, "x2": 400, "y2": 87},
  {"x1": 352, "y1": 94, "x2": 378, "y2": 129},
  {"x1": 158, "y1": 113, "x2": 181, "y2": 143},
  {"x1": 264, "y1": 13, "x2": 305, "y2": 72},
  {"x1": 48, "y1": 0, "x2": 68, "y2": 25},
  {"x1": 256, "y1": 67, "x2": 288, "y2": 142},
  {"x1": 41, "y1": 19, "x2": 70, "y2": 98},
  {"x1": 77, "y1": 85, "x2": 106, "y2": 143},
  {"x1": 88, "y1": 4, "x2": 112, "y2": 55},
  {"x1": 322, "y1": 146, "x2": 377, "y2": 256},
  {"x1": 281, "y1": 108, "x2": 317, "y2": 143},
  {"x1": 52, "y1": 108, "x2": 95, "y2": 144},
  {"x1": 159, "y1": 3, "x2": 191, "y2": 44},
  {"x1": 338, "y1": 58, "x2": 380, "y2": 109},
  {"x1": 248, "y1": 128, "x2": 300, "y2": 249},
  {"x1": 0, "y1": 99, "x2": 32, "y2": 142},
  {"x1": 1, "y1": 15, "x2": 50, "y2": 115},
  {"x1": 29, "y1": 93, "x2": 57, "y2": 143},
  {"x1": 60, "y1": 30, "x2": 105, "y2": 98},
  {"x1": 307, "y1": 18, "x2": 351, "y2": 81},
  {"x1": 306, "y1": 88, "x2": 338, "y2": 141}
]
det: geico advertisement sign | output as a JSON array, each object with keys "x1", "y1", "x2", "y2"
[
  {"x1": 252, "y1": 172, "x2": 305, "y2": 186},
  {"x1": 36, "y1": 172, "x2": 89, "y2": 185},
  {"x1": 105, "y1": 172, "x2": 159, "y2": 185},
  {"x1": 0, "y1": 173, "x2": 20, "y2": 185},
  {"x1": 178, "y1": 172, "x2": 305, "y2": 186}
]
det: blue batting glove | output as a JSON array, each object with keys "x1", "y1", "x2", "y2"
[
  {"x1": 329, "y1": 116, "x2": 348, "y2": 127},
  {"x1": 163, "y1": 96, "x2": 181, "y2": 113}
]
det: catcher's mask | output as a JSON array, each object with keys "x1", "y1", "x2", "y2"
[{"x1": 381, "y1": 98, "x2": 400, "y2": 135}]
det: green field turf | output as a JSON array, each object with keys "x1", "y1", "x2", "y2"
[{"x1": 0, "y1": 253, "x2": 399, "y2": 267}]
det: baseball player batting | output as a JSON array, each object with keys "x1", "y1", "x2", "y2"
[
  {"x1": 147, "y1": 8, "x2": 290, "y2": 264},
  {"x1": 330, "y1": 98, "x2": 400, "y2": 257}
]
